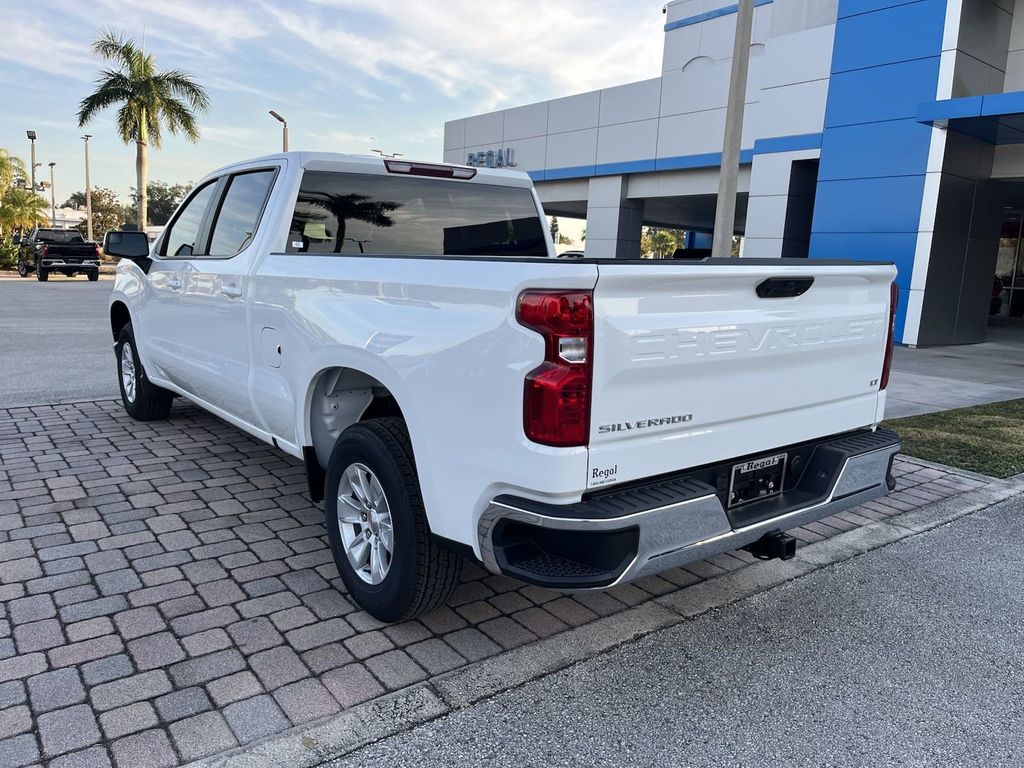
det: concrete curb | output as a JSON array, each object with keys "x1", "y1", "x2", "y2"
[{"x1": 182, "y1": 480, "x2": 1024, "y2": 768}]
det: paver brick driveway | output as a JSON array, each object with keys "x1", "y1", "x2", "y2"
[{"x1": 0, "y1": 400, "x2": 986, "y2": 767}]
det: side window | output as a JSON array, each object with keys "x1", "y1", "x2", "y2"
[
  {"x1": 161, "y1": 181, "x2": 217, "y2": 258},
  {"x1": 206, "y1": 170, "x2": 276, "y2": 257}
]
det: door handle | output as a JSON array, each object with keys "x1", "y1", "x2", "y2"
[
  {"x1": 166, "y1": 277, "x2": 182, "y2": 290},
  {"x1": 222, "y1": 284, "x2": 243, "y2": 299}
]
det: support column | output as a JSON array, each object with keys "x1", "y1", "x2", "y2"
[
  {"x1": 744, "y1": 150, "x2": 820, "y2": 258},
  {"x1": 584, "y1": 175, "x2": 644, "y2": 259}
]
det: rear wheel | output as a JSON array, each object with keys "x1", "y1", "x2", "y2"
[
  {"x1": 87, "y1": 271, "x2": 99, "y2": 282},
  {"x1": 324, "y1": 418, "x2": 462, "y2": 622},
  {"x1": 36, "y1": 268, "x2": 48, "y2": 282},
  {"x1": 115, "y1": 323, "x2": 173, "y2": 421}
]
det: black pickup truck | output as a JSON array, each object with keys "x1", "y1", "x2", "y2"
[{"x1": 17, "y1": 228, "x2": 101, "y2": 281}]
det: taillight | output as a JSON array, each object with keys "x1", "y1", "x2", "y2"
[
  {"x1": 42, "y1": 244, "x2": 48, "y2": 257},
  {"x1": 94, "y1": 244, "x2": 101, "y2": 259},
  {"x1": 880, "y1": 282, "x2": 898, "y2": 390},
  {"x1": 516, "y1": 290, "x2": 594, "y2": 447}
]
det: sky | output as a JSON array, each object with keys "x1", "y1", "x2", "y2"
[{"x1": 0, "y1": 0, "x2": 666, "y2": 217}]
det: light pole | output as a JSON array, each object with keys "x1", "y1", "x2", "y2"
[
  {"x1": 82, "y1": 135, "x2": 93, "y2": 241},
  {"x1": 711, "y1": 0, "x2": 754, "y2": 259},
  {"x1": 48, "y1": 162, "x2": 56, "y2": 227},
  {"x1": 26, "y1": 130, "x2": 37, "y2": 195},
  {"x1": 269, "y1": 110, "x2": 288, "y2": 152}
]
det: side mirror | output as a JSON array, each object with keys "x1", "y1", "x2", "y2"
[
  {"x1": 103, "y1": 231, "x2": 151, "y2": 263},
  {"x1": 11, "y1": 234, "x2": 21, "y2": 246}
]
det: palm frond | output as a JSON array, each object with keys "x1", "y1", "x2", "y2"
[
  {"x1": 153, "y1": 71, "x2": 211, "y2": 112},
  {"x1": 77, "y1": 71, "x2": 134, "y2": 130},
  {"x1": 158, "y1": 98, "x2": 201, "y2": 143}
]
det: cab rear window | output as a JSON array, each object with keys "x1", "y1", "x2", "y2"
[{"x1": 286, "y1": 171, "x2": 548, "y2": 258}]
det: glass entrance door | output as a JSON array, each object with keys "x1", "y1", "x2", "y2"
[{"x1": 997, "y1": 214, "x2": 1024, "y2": 317}]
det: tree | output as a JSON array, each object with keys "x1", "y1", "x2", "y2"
[
  {"x1": 131, "y1": 180, "x2": 191, "y2": 226},
  {"x1": 641, "y1": 227, "x2": 683, "y2": 258},
  {"x1": 0, "y1": 149, "x2": 26, "y2": 192},
  {"x1": 63, "y1": 191, "x2": 87, "y2": 210},
  {"x1": 300, "y1": 192, "x2": 398, "y2": 253},
  {"x1": 64, "y1": 187, "x2": 124, "y2": 240},
  {"x1": 549, "y1": 216, "x2": 559, "y2": 243},
  {"x1": 0, "y1": 188, "x2": 49, "y2": 235},
  {"x1": 77, "y1": 30, "x2": 210, "y2": 229}
]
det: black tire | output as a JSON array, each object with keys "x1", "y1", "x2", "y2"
[
  {"x1": 87, "y1": 271, "x2": 99, "y2": 282},
  {"x1": 36, "y1": 268, "x2": 48, "y2": 282},
  {"x1": 324, "y1": 418, "x2": 462, "y2": 622},
  {"x1": 115, "y1": 323, "x2": 173, "y2": 421},
  {"x1": 17, "y1": 259, "x2": 28, "y2": 278}
]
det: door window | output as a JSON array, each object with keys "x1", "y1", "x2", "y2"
[
  {"x1": 161, "y1": 181, "x2": 217, "y2": 258},
  {"x1": 207, "y1": 170, "x2": 277, "y2": 257}
]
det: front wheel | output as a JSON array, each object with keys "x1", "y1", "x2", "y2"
[
  {"x1": 115, "y1": 323, "x2": 173, "y2": 421},
  {"x1": 17, "y1": 259, "x2": 29, "y2": 278},
  {"x1": 324, "y1": 418, "x2": 462, "y2": 622}
]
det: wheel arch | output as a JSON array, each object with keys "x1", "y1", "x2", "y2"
[
  {"x1": 304, "y1": 365, "x2": 409, "y2": 474},
  {"x1": 110, "y1": 300, "x2": 131, "y2": 342}
]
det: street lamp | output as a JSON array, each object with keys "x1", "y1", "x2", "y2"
[
  {"x1": 82, "y1": 135, "x2": 94, "y2": 241},
  {"x1": 269, "y1": 110, "x2": 288, "y2": 152},
  {"x1": 48, "y1": 162, "x2": 56, "y2": 226},
  {"x1": 26, "y1": 130, "x2": 37, "y2": 195}
]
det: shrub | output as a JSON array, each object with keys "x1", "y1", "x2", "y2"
[{"x1": 0, "y1": 236, "x2": 18, "y2": 270}]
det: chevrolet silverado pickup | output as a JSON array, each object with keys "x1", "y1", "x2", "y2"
[
  {"x1": 18, "y1": 227, "x2": 101, "y2": 281},
  {"x1": 105, "y1": 152, "x2": 902, "y2": 622}
]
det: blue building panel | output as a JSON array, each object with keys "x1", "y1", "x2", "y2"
[
  {"x1": 813, "y1": 176, "x2": 927, "y2": 234},
  {"x1": 831, "y1": 0, "x2": 945, "y2": 74},
  {"x1": 812, "y1": 0, "x2": 946, "y2": 343},
  {"x1": 838, "y1": 0, "x2": 923, "y2": 19},
  {"x1": 751, "y1": 133, "x2": 823, "y2": 154},
  {"x1": 825, "y1": 57, "x2": 940, "y2": 127},
  {"x1": 808, "y1": 232, "x2": 918, "y2": 287},
  {"x1": 818, "y1": 119, "x2": 934, "y2": 180}
]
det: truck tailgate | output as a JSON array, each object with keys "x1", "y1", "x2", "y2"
[{"x1": 586, "y1": 261, "x2": 896, "y2": 490}]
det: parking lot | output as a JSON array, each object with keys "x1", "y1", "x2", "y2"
[{"x1": 0, "y1": 281, "x2": 1015, "y2": 767}]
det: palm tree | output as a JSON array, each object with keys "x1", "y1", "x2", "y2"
[
  {"x1": 0, "y1": 188, "x2": 49, "y2": 235},
  {"x1": 0, "y1": 149, "x2": 26, "y2": 192},
  {"x1": 77, "y1": 30, "x2": 209, "y2": 228},
  {"x1": 300, "y1": 193, "x2": 399, "y2": 253}
]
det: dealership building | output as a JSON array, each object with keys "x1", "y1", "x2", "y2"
[{"x1": 444, "y1": 0, "x2": 1024, "y2": 346}]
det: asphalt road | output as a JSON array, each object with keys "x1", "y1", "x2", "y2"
[
  {"x1": 0, "y1": 278, "x2": 118, "y2": 407},
  {"x1": 334, "y1": 495, "x2": 1024, "y2": 767}
]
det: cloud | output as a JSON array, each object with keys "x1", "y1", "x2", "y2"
[
  {"x1": 0, "y1": 16, "x2": 96, "y2": 81},
  {"x1": 260, "y1": 0, "x2": 664, "y2": 105}
]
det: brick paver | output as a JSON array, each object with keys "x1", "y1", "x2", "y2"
[{"x1": 0, "y1": 400, "x2": 988, "y2": 765}]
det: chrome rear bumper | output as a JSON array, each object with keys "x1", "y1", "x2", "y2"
[{"x1": 478, "y1": 429, "x2": 901, "y2": 589}]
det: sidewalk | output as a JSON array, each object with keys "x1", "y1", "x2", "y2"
[{"x1": 886, "y1": 320, "x2": 1024, "y2": 418}]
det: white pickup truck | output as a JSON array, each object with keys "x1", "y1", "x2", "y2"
[{"x1": 105, "y1": 152, "x2": 901, "y2": 622}]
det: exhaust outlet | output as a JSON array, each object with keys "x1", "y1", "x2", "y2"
[{"x1": 744, "y1": 530, "x2": 796, "y2": 561}]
